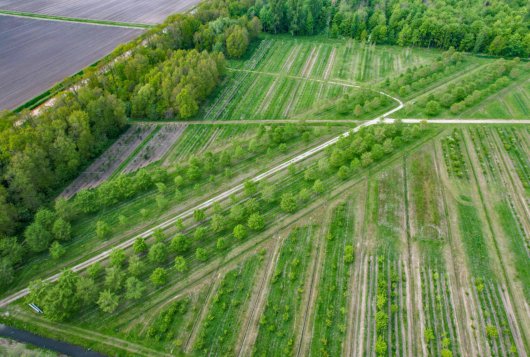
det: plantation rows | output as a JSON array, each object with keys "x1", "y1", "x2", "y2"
[
  {"x1": 472, "y1": 279, "x2": 519, "y2": 356},
  {"x1": 310, "y1": 202, "x2": 355, "y2": 356},
  {"x1": 122, "y1": 124, "x2": 187, "y2": 174},
  {"x1": 466, "y1": 81, "x2": 530, "y2": 119},
  {"x1": 413, "y1": 59, "x2": 521, "y2": 117},
  {"x1": 383, "y1": 48, "x2": 468, "y2": 98},
  {"x1": 420, "y1": 267, "x2": 459, "y2": 357},
  {"x1": 441, "y1": 129, "x2": 469, "y2": 180},
  {"x1": 253, "y1": 226, "x2": 315, "y2": 355},
  {"x1": 496, "y1": 128, "x2": 530, "y2": 195},
  {"x1": 333, "y1": 41, "x2": 432, "y2": 83}
]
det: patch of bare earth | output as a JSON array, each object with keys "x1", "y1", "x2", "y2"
[
  {"x1": 61, "y1": 124, "x2": 154, "y2": 198},
  {"x1": 123, "y1": 124, "x2": 187, "y2": 174}
]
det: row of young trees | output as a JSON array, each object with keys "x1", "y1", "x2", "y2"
[
  {"x1": 384, "y1": 48, "x2": 465, "y2": 97},
  {"x1": 25, "y1": 120, "x2": 428, "y2": 322},
  {"x1": 419, "y1": 58, "x2": 520, "y2": 116},
  {"x1": 0, "y1": 1, "x2": 264, "y2": 285}
]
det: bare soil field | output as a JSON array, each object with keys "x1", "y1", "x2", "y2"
[
  {"x1": 61, "y1": 125, "x2": 154, "y2": 198},
  {"x1": 0, "y1": 0, "x2": 201, "y2": 24},
  {"x1": 122, "y1": 124, "x2": 187, "y2": 174},
  {"x1": 0, "y1": 15, "x2": 142, "y2": 110}
]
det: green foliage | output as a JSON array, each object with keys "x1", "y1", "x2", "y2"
[
  {"x1": 95, "y1": 220, "x2": 111, "y2": 240},
  {"x1": 52, "y1": 218, "x2": 71, "y2": 242},
  {"x1": 76, "y1": 276, "x2": 98, "y2": 306},
  {"x1": 49, "y1": 241, "x2": 66, "y2": 260},
  {"x1": 344, "y1": 245, "x2": 354, "y2": 264},
  {"x1": 170, "y1": 234, "x2": 190, "y2": 254},
  {"x1": 150, "y1": 267, "x2": 168, "y2": 286},
  {"x1": 128, "y1": 255, "x2": 146, "y2": 277},
  {"x1": 133, "y1": 238, "x2": 148, "y2": 254},
  {"x1": 109, "y1": 249, "x2": 126, "y2": 267},
  {"x1": 424, "y1": 328, "x2": 435, "y2": 343},
  {"x1": 195, "y1": 248, "x2": 208, "y2": 262},
  {"x1": 97, "y1": 289, "x2": 119, "y2": 313},
  {"x1": 174, "y1": 256, "x2": 187, "y2": 272},
  {"x1": 226, "y1": 25, "x2": 249, "y2": 58},
  {"x1": 0, "y1": 259, "x2": 14, "y2": 289},
  {"x1": 247, "y1": 212, "x2": 265, "y2": 231},
  {"x1": 148, "y1": 243, "x2": 168, "y2": 264},
  {"x1": 280, "y1": 193, "x2": 298, "y2": 213},
  {"x1": 233, "y1": 224, "x2": 248, "y2": 240},
  {"x1": 375, "y1": 335, "x2": 387, "y2": 356},
  {"x1": 125, "y1": 277, "x2": 145, "y2": 300},
  {"x1": 486, "y1": 324, "x2": 499, "y2": 339},
  {"x1": 194, "y1": 209, "x2": 206, "y2": 222}
]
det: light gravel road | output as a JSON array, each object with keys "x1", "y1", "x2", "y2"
[{"x1": 1, "y1": 92, "x2": 529, "y2": 307}]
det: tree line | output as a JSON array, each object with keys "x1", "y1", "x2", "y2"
[{"x1": 216, "y1": 0, "x2": 529, "y2": 57}]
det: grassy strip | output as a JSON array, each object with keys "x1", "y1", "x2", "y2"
[
  {"x1": 495, "y1": 202, "x2": 530, "y2": 300},
  {"x1": 310, "y1": 202, "x2": 354, "y2": 356},
  {"x1": 456, "y1": 202, "x2": 493, "y2": 279},
  {"x1": 0, "y1": 9, "x2": 151, "y2": 29}
]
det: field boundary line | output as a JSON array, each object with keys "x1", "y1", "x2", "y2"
[{"x1": 0, "y1": 10, "x2": 151, "y2": 29}]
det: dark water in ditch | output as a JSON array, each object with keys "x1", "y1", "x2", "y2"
[{"x1": 0, "y1": 324, "x2": 104, "y2": 357}]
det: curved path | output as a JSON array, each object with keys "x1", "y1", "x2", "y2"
[{"x1": 1, "y1": 90, "x2": 529, "y2": 307}]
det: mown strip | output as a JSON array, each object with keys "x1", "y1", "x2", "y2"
[{"x1": 0, "y1": 10, "x2": 151, "y2": 29}]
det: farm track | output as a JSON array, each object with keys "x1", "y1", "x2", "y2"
[
  {"x1": 402, "y1": 157, "x2": 415, "y2": 357},
  {"x1": 462, "y1": 131, "x2": 530, "y2": 352}
]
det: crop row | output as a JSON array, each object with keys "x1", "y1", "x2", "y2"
[
  {"x1": 310, "y1": 202, "x2": 355, "y2": 356},
  {"x1": 384, "y1": 49, "x2": 467, "y2": 98},
  {"x1": 194, "y1": 254, "x2": 263, "y2": 355},
  {"x1": 496, "y1": 128, "x2": 530, "y2": 194},
  {"x1": 420, "y1": 267, "x2": 460, "y2": 356},
  {"x1": 333, "y1": 41, "x2": 429, "y2": 83},
  {"x1": 472, "y1": 279, "x2": 519, "y2": 356},
  {"x1": 253, "y1": 226, "x2": 315, "y2": 355},
  {"x1": 468, "y1": 128, "x2": 500, "y2": 184},
  {"x1": 61, "y1": 125, "x2": 155, "y2": 198},
  {"x1": 441, "y1": 129, "x2": 469, "y2": 180}
]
